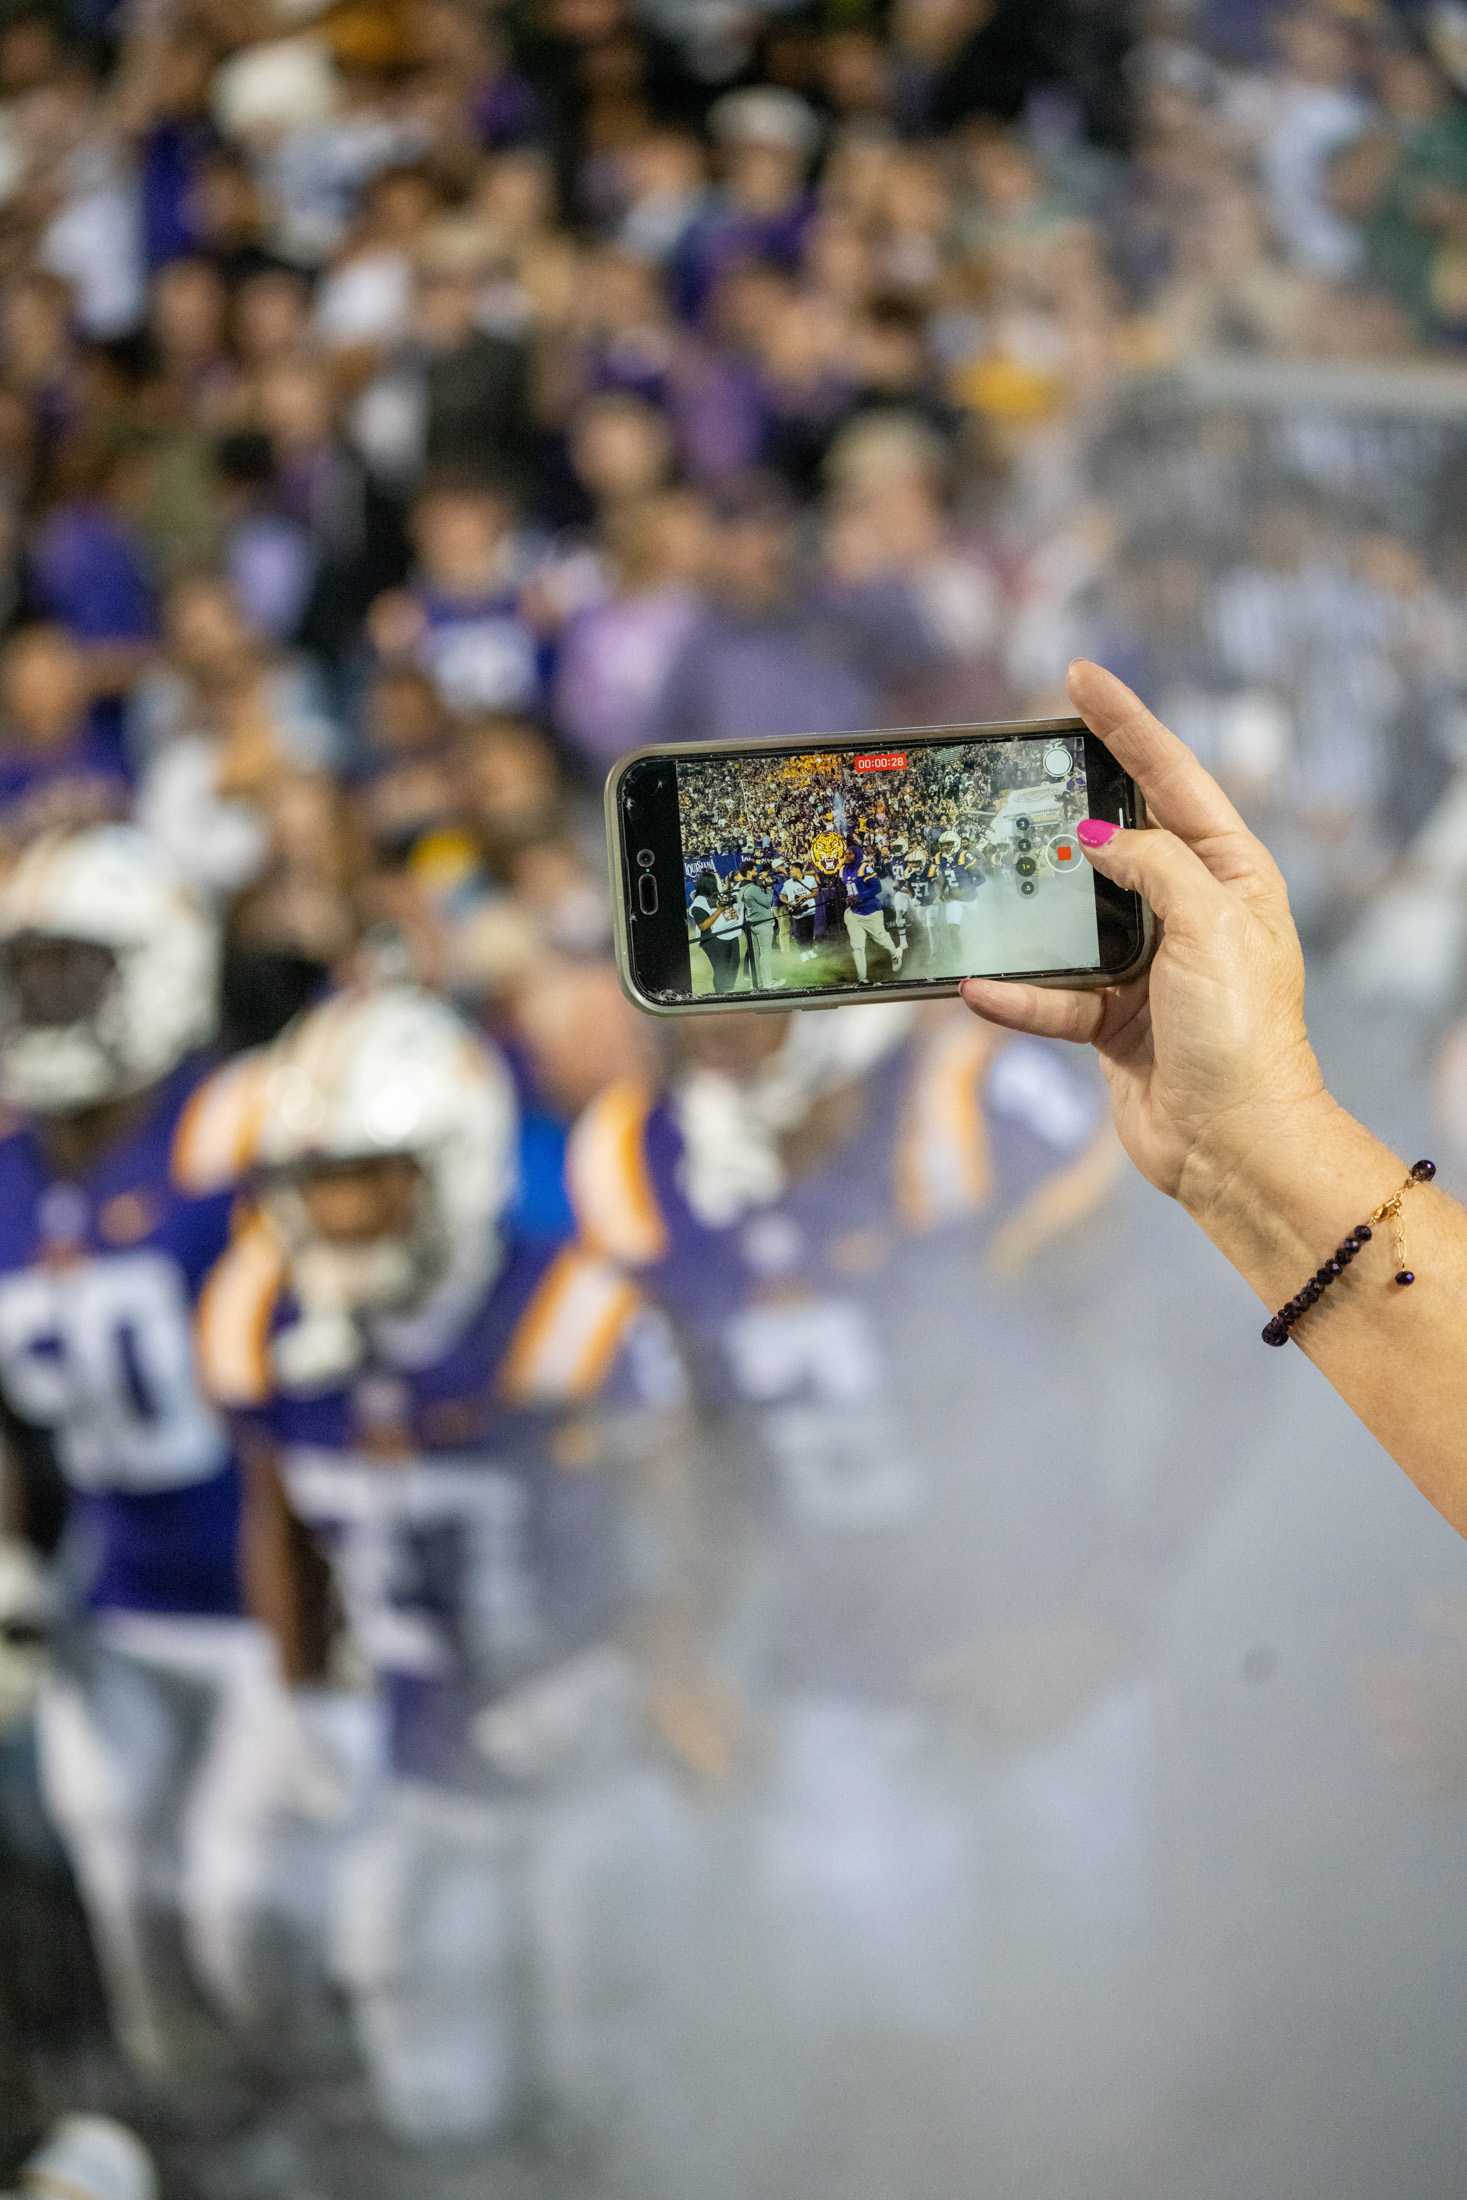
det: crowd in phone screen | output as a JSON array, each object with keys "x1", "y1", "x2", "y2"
[{"x1": 674, "y1": 736, "x2": 1101, "y2": 998}]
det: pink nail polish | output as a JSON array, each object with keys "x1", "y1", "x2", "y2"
[{"x1": 1077, "y1": 818, "x2": 1119, "y2": 848}]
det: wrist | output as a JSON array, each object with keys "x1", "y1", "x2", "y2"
[
  {"x1": 1177, "y1": 1088, "x2": 1342, "y2": 1233},
  {"x1": 1177, "y1": 1089, "x2": 1403, "y2": 1304}
]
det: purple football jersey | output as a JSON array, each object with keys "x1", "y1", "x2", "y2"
[{"x1": 0, "y1": 1058, "x2": 256, "y2": 1619}]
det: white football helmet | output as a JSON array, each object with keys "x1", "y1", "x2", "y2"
[
  {"x1": 257, "y1": 984, "x2": 519, "y2": 1332},
  {"x1": 673, "y1": 1003, "x2": 917, "y2": 1226},
  {"x1": 0, "y1": 827, "x2": 218, "y2": 1115}
]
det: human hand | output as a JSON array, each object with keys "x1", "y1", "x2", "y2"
[
  {"x1": 959, "y1": 660, "x2": 1328, "y2": 1210},
  {"x1": 270, "y1": 1686, "x2": 364, "y2": 1824}
]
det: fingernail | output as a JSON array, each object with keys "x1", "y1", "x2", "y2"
[{"x1": 1076, "y1": 818, "x2": 1119, "y2": 848}]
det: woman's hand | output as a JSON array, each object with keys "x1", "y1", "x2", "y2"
[{"x1": 960, "y1": 661, "x2": 1329, "y2": 1210}]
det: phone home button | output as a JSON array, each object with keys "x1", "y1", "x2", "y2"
[{"x1": 637, "y1": 873, "x2": 659, "y2": 915}]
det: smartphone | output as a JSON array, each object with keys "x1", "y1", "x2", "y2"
[{"x1": 606, "y1": 720, "x2": 1153, "y2": 1014}]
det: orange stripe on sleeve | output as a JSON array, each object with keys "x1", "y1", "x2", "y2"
[
  {"x1": 894, "y1": 1092, "x2": 931, "y2": 1232},
  {"x1": 196, "y1": 1219, "x2": 287, "y2": 1408},
  {"x1": 564, "y1": 1279, "x2": 641, "y2": 1401},
  {"x1": 172, "y1": 1054, "x2": 271, "y2": 1195},
  {"x1": 894, "y1": 1023, "x2": 997, "y2": 1230},
  {"x1": 944, "y1": 1032, "x2": 994, "y2": 1209},
  {"x1": 497, "y1": 1248, "x2": 582, "y2": 1405},
  {"x1": 229, "y1": 1058, "x2": 271, "y2": 1177},
  {"x1": 567, "y1": 1080, "x2": 667, "y2": 1267}
]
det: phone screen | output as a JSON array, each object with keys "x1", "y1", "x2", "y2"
[{"x1": 616, "y1": 724, "x2": 1146, "y2": 1008}]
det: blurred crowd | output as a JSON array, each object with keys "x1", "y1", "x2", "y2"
[{"x1": 3, "y1": 0, "x2": 1467, "y2": 1044}]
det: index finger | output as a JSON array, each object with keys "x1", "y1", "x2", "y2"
[{"x1": 1066, "y1": 660, "x2": 1252, "y2": 849}]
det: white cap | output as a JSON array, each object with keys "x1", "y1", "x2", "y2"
[
  {"x1": 212, "y1": 36, "x2": 338, "y2": 140},
  {"x1": 710, "y1": 87, "x2": 820, "y2": 158}
]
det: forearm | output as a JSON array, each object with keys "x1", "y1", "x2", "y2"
[
  {"x1": 245, "y1": 1535, "x2": 329, "y2": 1684},
  {"x1": 241, "y1": 1458, "x2": 333, "y2": 1685},
  {"x1": 1179, "y1": 1094, "x2": 1467, "y2": 1534}
]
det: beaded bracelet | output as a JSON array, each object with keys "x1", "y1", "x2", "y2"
[{"x1": 1262, "y1": 1159, "x2": 1436, "y2": 1347}]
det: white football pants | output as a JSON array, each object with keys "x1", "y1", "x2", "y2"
[{"x1": 36, "y1": 1616, "x2": 349, "y2": 2088}]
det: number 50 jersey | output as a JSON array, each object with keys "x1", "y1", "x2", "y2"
[{"x1": 0, "y1": 1055, "x2": 266, "y2": 1618}]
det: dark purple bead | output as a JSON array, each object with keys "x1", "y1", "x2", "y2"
[
  {"x1": 1314, "y1": 1267, "x2": 1333, "y2": 1287},
  {"x1": 1342, "y1": 1237, "x2": 1361, "y2": 1255},
  {"x1": 1302, "y1": 1283, "x2": 1320, "y2": 1303},
  {"x1": 1395, "y1": 1270, "x2": 1415, "y2": 1287},
  {"x1": 1410, "y1": 1159, "x2": 1436, "y2": 1182},
  {"x1": 1354, "y1": 1224, "x2": 1372, "y2": 1241},
  {"x1": 1262, "y1": 1321, "x2": 1288, "y2": 1346},
  {"x1": 1324, "y1": 1259, "x2": 1343, "y2": 1278}
]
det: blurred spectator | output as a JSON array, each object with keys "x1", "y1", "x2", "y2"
[
  {"x1": 899, "y1": 0, "x2": 1079, "y2": 134},
  {"x1": 554, "y1": 486, "x2": 709, "y2": 768},
  {"x1": 354, "y1": 660, "x2": 458, "y2": 861},
  {"x1": 1234, "y1": 8, "x2": 1370, "y2": 275},
  {"x1": 234, "y1": 268, "x2": 316, "y2": 377},
  {"x1": 0, "y1": 623, "x2": 129, "y2": 849},
  {"x1": 456, "y1": 711, "x2": 579, "y2": 873},
  {"x1": 612, "y1": 126, "x2": 710, "y2": 261},
  {"x1": 132, "y1": 572, "x2": 339, "y2": 899},
  {"x1": 25, "y1": 439, "x2": 156, "y2": 696},
  {"x1": 188, "y1": 147, "x2": 280, "y2": 291},
  {"x1": 216, "y1": 774, "x2": 364, "y2": 1048},
  {"x1": 208, "y1": 430, "x2": 317, "y2": 643},
  {"x1": 672, "y1": 86, "x2": 820, "y2": 321},
  {"x1": 651, "y1": 471, "x2": 948, "y2": 742},
  {"x1": 145, "y1": 257, "x2": 235, "y2": 428},
  {"x1": 369, "y1": 475, "x2": 540, "y2": 714},
  {"x1": 313, "y1": 162, "x2": 443, "y2": 366},
  {"x1": 417, "y1": 223, "x2": 536, "y2": 483},
  {"x1": 823, "y1": 411, "x2": 1010, "y2": 719},
  {"x1": 120, "y1": 33, "x2": 222, "y2": 277},
  {"x1": 258, "y1": 353, "x2": 411, "y2": 667}
]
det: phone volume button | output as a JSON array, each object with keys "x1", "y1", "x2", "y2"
[{"x1": 637, "y1": 873, "x2": 659, "y2": 915}]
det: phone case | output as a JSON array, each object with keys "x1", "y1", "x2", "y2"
[{"x1": 604, "y1": 721, "x2": 1156, "y2": 1017}]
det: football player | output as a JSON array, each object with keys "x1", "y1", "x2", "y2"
[
  {"x1": 566, "y1": 1004, "x2": 1161, "y2": 2191},
  {"x1": 883, "y1": 838, "x2": 920, "y2": 964},
  {"x1": 0, "y1": 826, "x2": 326, "y2": 2095},
  {"x1": 841, "y1": 849, "x2": 903, "y2": 984},
  {"x1": 200, "y1": 984, "x2": 692, "y2": 2155}
]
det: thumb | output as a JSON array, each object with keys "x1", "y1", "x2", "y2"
[{"x1": 1076, "y1": 818, "x2": 1229, "y2": 942}]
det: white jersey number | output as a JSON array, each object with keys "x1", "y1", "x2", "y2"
[
  {"x1": 0, "y1": 1251, "x2": 228, "y2": 1492},
  {"x1": 284, "y1": 1458, "x2": 544, "y2": 1682},
  {"x1": 723, "y1": 1298, "x2": 918, "y2": 1530}
]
